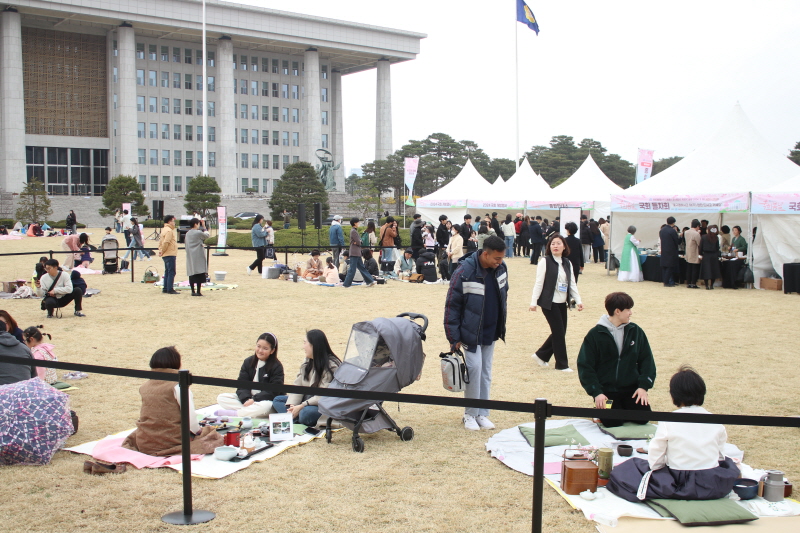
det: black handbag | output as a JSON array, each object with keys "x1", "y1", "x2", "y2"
[
  {"x1": 738, "y1": 265, "x2": 754, "y2": 284},
  {"x1": 265, "y1": 246, "x2": 275, "y2": 260}
]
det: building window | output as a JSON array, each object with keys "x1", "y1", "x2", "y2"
[
  {"x1": 322, "y1": 65, "x2": 328, "y2": 79},
  {"x1": 196, "y1": 75, "x2": 203, "y2": 91},
  {"x1": 241, "y1": 153, "x2": 248, "y2": 168},
  {"x1": 322, "y1": 88, "x2": 328, "y2": 102},
  {"x1": 185, "y1": 48, "x2": 192, "y2": 64},
  {"x1": 232, "y1": 54, "x2": 237, "y2": 69},
  {"x1": 136, "y1": 96, "x2": 145, "y2": 112},
  {"x1": 113, "y1": 66, "x2": 118, "y2": 83},
  {"x1": 207, "y1": 51, "x2": 215, "y2": 67},
  {"x1": 149, "y1": 123, "x2": 158, "y2": 139},
  {"x1": 241, "y1": 128, "x2": 248, "y2": 143},
  {"x1": 260, "y1": 81, "x2": 268, "y2": 97},
  {"x1": 174, "y1": 124, "x2": 181, "y2": 140},
  {"x1": 162, "y1": 97, "x2": 169, "y2": 113},
  {"x1": 138, "y1": 149, "x2": 146, "y2": 164},
  {"x1": 272, "y1": 59, "x2": 279, "y2": 74},
  {"x1": 186, "y1": 151, "x2": 193, "y2": 166},
  {"x1": 171, "y1": 47, "x2": 179, "y2": 62},
  {"x1": 281, "y1": 84, "x2": 288, "y2": 98},
  {"x1": 185, "y1": 125, "x2": 193, "y2": 141},
  {"x1": 241, "y1": 177, "x2": 249, "y2": 192},
  {"x1": 113, "y1": 93, "x2": 118, "y2": 110},
  {"x1": 112, "y1": 40, "x2": 118, "y2": 57},
  {"x1": 251, "y1": 154, "x2": 258, "y2": 168},
  {"x1": 322, "y1": 134, "x2": 329, "y2": 149},
  {"x1": 207, "y1": 76, "x2": 215, "y2": 92},
  {"x1": 262, "y1": 106, "x2": 269, "y2": 121},
  {"x1": 161, "y1": 45, "x2": 169, "y2": 61},
  {"x1": 240, "y1": 104, "x2": 247, "y2": 119},
  {"x1": 113, "y1": 120, "x2": 117, "y2": 136},
  {"x1": 186, "y1": 176, "x2": 193, "y2": 189},
  {"x1": 240, "y1": 79, "x2": 247, "y2": 95},
  {"x1": 292, "y1": 61, "x2": 299, "y2": 76},
  {"x1": 196, "y1": 100, "x2": 203, "y2": 116},
  {"x1": 240, "y1": 55, "x2": 247, "y2": 70},
  {"x1": 138, "y1": 175, "x2": 146, "y2": 190},
  {"x1": 196, "y1": 50, "x2": 203, "y2": 65},
  {"x1": 197, "y1": 126, "x2": 203, "y2": 142},
  {"x1": 282, "y1": 131, "x2": 289, "y2": 146},
  {"x1": 149, "y1": 97, "x2": 157, "y2": 113},
  {"x1": 185, "y1": 74, "x2": 192, "y2": 90},
  {"x1": 208, "y1": 127, "x2": 216, "y2": 142},
  {"x1": 137, "y1": 122, "x2": 145, "y2": 138},
  {"x1": 292, "y1": 132, "x2": 299, "y2": 147},
  {"x1": 272, "y1": 130, "x2": 279, "y2": 146},
  {"x1": 262, "y1": 154, "x2": 269, "y2": 169},
  {"x1": 322, "y1": 111, "x2": 328, "y2": 125},
  {"x1": 251, "y1": 178, "x2": 259, "y2": 193},
  {"x1": 272, "y1": 82, "x2": 279, "y2": 97},
  {"x1": 173, "y1": 72, "x2": 181, "y2": 88},
  {"x1": 150, "y1": 175, "x2": 158, "y2": 191},
  {"x1": 148, "y1": 70, "x2": 157, "y2": 86},
  {"x1": 293, "y1": 156, "x2": 299, "y2": 164},
  {"x1": 162, "y1": 150, "x2": 170, "y2": 165},
  {"x1": 272, "y1": 106, "x2": 279, "y2": 121},
  {"x1": 281, "y1": 107, "x2": 289, "y2": 122},
  {"x1": 197, "y1": 151, "x2": 203, "y2": 167},
  {"x1": 162, "y1": 123, "x2": 170, "y2": 139},
  {"x1": 174, "y1": 176, "x2": 182, "y2": 191},
  {"x1": 148, "y1": 44, "x2": 157, "y2": 61},
  {"x1": 208, "y1": 152, "x2": 216, "y2": 167},
  {"x1": 261, "y1": 57, "x2": 269, "y2": 72},
  {"x1": 136, "y1": 69, "x2": 144, "y2": 85},
  {"x1": 273, "y1": 155, "x2": 279, "y2": 169},
  {"x1": 208, "y1": 101, "x2": 215, "y2": 117},
  {"x1": 292, "y1": 108, "x2": 299, "y2": 123},
  {"x1": 251, "y1": 105, "x2": 258, "y2": 120},
  {"x1": 282, "y1": 155, "x2": 289, "y2": 169},
  {"x1": 291, "y1": 85, "x2": 299, "y2": 99},
  {"x1": 251, "y1": 130, "x2": 258, "y2": 144},
  {"x1": 251, "y1": 57, "x2": 258, "y2": 71},
  {"x1": 173, "y1": 98, "x2": 181, "y2": 114},
  {"x1": 136, "y1": 43, "x2": 145, "y2": 59},
  {"x1": 161, "y1": 71, "x2": 169, "y2": 87},
  {"x1": 282, "y1": 60, "x2": 289, "y2": 75},
  {"x1": 233, "y1": 78, "x2": 237, "y2": 94},
  {"x1": 185, "y1": 100, "x2": 193, "y2": 115},
  {"x1": 174, "y1": 150, "x2": 182, "y2": 166},
  {"x1": 162, "y1": 176, "x2": 170, "y2": 191},
  {"x1": 251, "y1": 80, "x2": 257, "y2": 96},
  {"x1": 262, "y1": 130, "x2": 269, "y2": 145},
  {"x1": 150, "y1": 149, "x2": 158, "y2": 165}
]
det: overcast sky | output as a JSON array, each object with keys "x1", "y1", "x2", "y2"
[{"x1": 237, "y1": 0, "x2": 800, "y2": 174}]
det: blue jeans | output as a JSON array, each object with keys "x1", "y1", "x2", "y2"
[
  {"x1": 504, "y1": 236, "x2": 515, "y2": 258},
  {"x1": 343, "y1": 256, "x2": 374, "y2": 287},
  {"x1": 162, "y1": 255, "x2": 176, "y2": 292},
  {"x1": 464, "y1": 343, "x2": 495, "y2": 417},
  {"x1": 272, "y1": 395, "x2": 321, "y2": 426}
]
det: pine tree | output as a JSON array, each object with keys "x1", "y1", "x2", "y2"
[
  {"x1": 100, "y1": 175, "x2": 149, "y2": 217},
  {"x1": 788, "y1": 141, "x2": 800, "y2": 166},
  {"x1": 15, "y1": 179, "x2": 52, "y2": 224},
  {"x1": 184, "y1": 175, "x2": 221, "y2": 218},
  {"x1": 269, "y1": 162, "x2": 329, "y2": 222}
]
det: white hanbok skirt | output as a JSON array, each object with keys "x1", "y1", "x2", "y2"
[{"x1": 618, "y1": 249, "x2": 643, "y2": 282}]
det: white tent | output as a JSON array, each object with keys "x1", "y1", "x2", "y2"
[
  {"x1": 610, "y1": 104, "x2": 800, "y2": 257},
  {"x1": 751, "y1": 174, "x2": 800, "y2": 281},
  {"x1": 415, "y1": 158, "x2": 494, "y2": 224},
  {"x1": 467, "y1": 159, "x2": 552, "y2": 220}
]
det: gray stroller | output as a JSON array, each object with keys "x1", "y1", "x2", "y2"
[
  {"x1": 100, "y1": 237, "x2": 120, "y2": 274},
  {"x1": 319, "y1": 312, "x2": 427, "y2": 452}
]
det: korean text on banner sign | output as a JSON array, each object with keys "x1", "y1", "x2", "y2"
[
  {"x1": 635, "y1": 149, "x2": 654, "y2": 184},
  {"x1": 215, "y1": 205, "x2": 227, "y2": 253},
  {"x1": 611, "y1": 193, "x2": 750, "y2": 213},
  {"x1": 751, "y1": 192, "x2": 800, "y2": 214},
  {"x1": 404, "y1": 157, "x2": 419, "y2": 192}
]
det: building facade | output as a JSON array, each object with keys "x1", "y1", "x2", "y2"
[{"x1": 0, "y1": 0, "x2": 424, "y2": 199}]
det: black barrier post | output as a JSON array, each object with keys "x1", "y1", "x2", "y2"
[
  {"x1": 162, "y1": 370, "x2": 215, "y2": 525},
  {"x1": 49, "y1": 250, "x2": 53, "y2": 260},
  {"x1": 531, "y1": 398, "x2": 551, "y2": 533}
]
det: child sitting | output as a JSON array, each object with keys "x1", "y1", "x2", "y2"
[
  {"x1": 79, "y1": 245, "x2": 93, "y2": 268},
  {"x1": 23, "y1": 326, "x2": 58, "y2": 385},
  {"x1": 607, "y1": 365, "x2": 739, "y2": 502},
  {"x1": 322, "y1": 257, "x2": 339, "y2": 284}
]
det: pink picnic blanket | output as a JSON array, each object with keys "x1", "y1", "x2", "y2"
[{"x1": 92, "y1": 437, "x2": 204, "y2": 469}]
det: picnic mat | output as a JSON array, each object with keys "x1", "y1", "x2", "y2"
[
  {"x1": 599, "y1": 515, "x2": 800, "y2": 533},
  {"x1": 156, "y1": 281, "x2": 239, "y2": 291}
]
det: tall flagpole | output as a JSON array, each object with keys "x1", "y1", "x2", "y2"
[
  {"x1": 514, "y1": 1, "x2": 520, "y2": 169},
  {"x1": 202, "y1": 0, "x2": 208, "y2": 175}
]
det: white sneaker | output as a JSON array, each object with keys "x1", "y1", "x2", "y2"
[
  {"x1": 532, "y1": 354, "x2": 549, "y2": 367},
  {"x1": 463, "y1": 414, "x2": 480, "y2": 431},
  {"x1": 475, "y1": 416, "x2": 495, "y2": 429},
  {"x1": 366, "y1": 281, "x2": 377, "y2": 287},
  {"x1": 246, "y1": 267, "x2": 252, "y2": 276},
  {"x1": 558, "y1": 368, "x2": 574, "y2": 373}
]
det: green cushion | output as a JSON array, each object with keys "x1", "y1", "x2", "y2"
[
  {"x1": 598, "y1": 422, "x2": 657, "y2": 440},
  {"x1": 646, "y1": 498, "x2": 758, "y2": 526},
  {"x1": 519, "y1": 424, "x2": 590, "y2": 447}
]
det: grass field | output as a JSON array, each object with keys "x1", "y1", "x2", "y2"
[{"x1": 0, "y1": 228, "x2": 798, "y2": 533}]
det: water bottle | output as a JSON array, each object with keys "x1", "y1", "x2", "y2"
[{"x1": 589, "y1": 514, "x2": 618, "y2": 527}]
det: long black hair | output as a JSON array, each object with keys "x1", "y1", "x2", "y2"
[
  {"x1": 250, "y1": 332, "x2": 279, "y2": 369},
  {"x1": 303, "y1": 329, "x2": 340, "y2": 387}
]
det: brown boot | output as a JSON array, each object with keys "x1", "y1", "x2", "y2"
[{"x1": 90, "y1": 462, "x2": 127, "y2": 475}]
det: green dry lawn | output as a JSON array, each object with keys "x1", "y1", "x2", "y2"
[{"x1": 0, "y1": 229, "x2": 798, "y2": 533}]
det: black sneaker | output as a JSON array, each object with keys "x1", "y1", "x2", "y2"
[
  {"x1": 74, "y1": 311, "x2": 86, "y2": 317},
  {"x1": 46, "y1": 315, "x2": 55, "y2": 319}
]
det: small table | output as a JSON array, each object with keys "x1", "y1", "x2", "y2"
[{"x1": 783, "y1": 263, "x2": 800, "y2": 294}]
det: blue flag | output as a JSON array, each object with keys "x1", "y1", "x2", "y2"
[{"x1": 516, "y1": 0, "x2": 540, "y2": 35}]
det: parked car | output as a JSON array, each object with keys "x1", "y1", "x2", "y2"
[{"x1": 233, "y1": 212, "x2": 262, "y2": 220}]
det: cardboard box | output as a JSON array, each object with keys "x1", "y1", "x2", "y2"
[{"x1": 760, "y1": 277, "x2": 782, "y2": 291}]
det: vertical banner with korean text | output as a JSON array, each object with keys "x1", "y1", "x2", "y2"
[
  {"x1": 635, "y1": 149, "x2": 654, "y2": 184},
  {"x1": 215, "y1": 205, "x2": 228, "y2": 254},
  {"x1": 404, "y1": 157, "x2": 419, "y2": 206},
  {"x1": 122, "y1": 202, "x2": 131, "y2": 216}
]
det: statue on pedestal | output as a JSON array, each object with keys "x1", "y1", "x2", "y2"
[{"x1": 315, "y1": 149, "x2": 340, "y2": 192}]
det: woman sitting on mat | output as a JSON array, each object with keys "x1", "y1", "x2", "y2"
[
  {"x1": 607, "y1": 365, "x2": 739, "y2": 502},
  {"x1": 215, "y1": 332, "x2": 285, "y2": 418},
  {"x1": 305, "y1": 250, "x2": 324, "y2": 279},
  {"x1": 272, "y1": 330, "x2": 341, "y2": 427},
  {"x1": 23, "y1": 326, "x2": 58, "y2": 385},
  {"x1": 122, "y1": 346, "x2": 222, "y2": 456}
]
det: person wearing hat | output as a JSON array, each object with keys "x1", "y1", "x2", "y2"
[
  {"x1": 410, "y1": 213, "x2": 425, "y2": 260},
  {"x1": 395, "y1": 248, "x2": 415, "y2": 277},
  {"x1": 328, "y1": 215, "x2": 345, "y2": 269},
  {"x1": 343, "y1": 218, "x2": 376, "y2": 288}
]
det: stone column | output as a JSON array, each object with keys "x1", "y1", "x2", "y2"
[
  {"x1": 216, "y1": 37, "x2": 236, "y2": 195},
  {"x1": 0, "y1": 9, "x2": 27, "y2": 193},
  {"x1": 331, "y1": 69, "x2": 344, "y2": 189},
  {"x1": 375, "y1": 59, "x2": 392, "y2": 161},
  {"x1": 116, "y1": 24, "x2": 138, "y2": 177},
  {"x1": 302, "y1": 48, "x2": 321, "y2": 170}
]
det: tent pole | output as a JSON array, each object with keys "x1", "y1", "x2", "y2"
[{"x1": 747, "y1": 193, "x2": 754, "y2": 288}]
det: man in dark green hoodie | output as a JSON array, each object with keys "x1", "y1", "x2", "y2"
[{"x1": 577, "y1": 292, "x2": 656, "y2": 427}]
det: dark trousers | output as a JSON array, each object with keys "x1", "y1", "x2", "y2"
[
  {"x1": 687, "y1": 262, "x2": 700, "y2": 286},
  {"x1": 343, "y1": 256, "x2": 374, "y2": 287},
  {"x1": 45, "y1": 288, "x2": 83, "y2": 316},
  {"x1": 662, "y1": 265, "x2": 676, "y2": 286},
  {"x1": 249, "y1": 246, "x2": 266, "y2": 273},
  {"x1": 593, "y1": 246, "x2": 603, "y2": 263},
  {"x1": 189, "y1": 273, "x2": 206, "y2": 294},
  {"x1": 599, "y1": 389, "x2": 653, "y2": 427},
  {"x1": 530, "y1": 243, "x2": 543, "y2": 264},
  {"x1": 162, "y1": 255, "x2": 176, "y2": 292},
  {"x1": 123, "y1": 229, "x2": 131, "y2": 247},
  {"x1": 331, "y1": 246, "x2": 342, "y2": 269},
  {"x1": 536, "y1": 302, "x2": 570, "y2": 370}
]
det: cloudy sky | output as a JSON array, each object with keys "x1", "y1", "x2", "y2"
[{"x1": 237, "y1": 0, "x2": 800, "y2": 173}]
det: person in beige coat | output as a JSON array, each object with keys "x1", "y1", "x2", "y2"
[
  {"x1": 272, "y1": 330, "x2": 341, "y2": 427},
  {"x1": 684, "y1": 219, "x2": 703, "y2": 288},
  {"x1": 446, "y1": 225, "x2": 465, "y2": 278},
  {"x1": 599, "y1": 218, "x2": 610, "y2": 262}
]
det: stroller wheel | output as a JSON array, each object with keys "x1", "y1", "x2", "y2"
[
  {"x1": 325, "y1": 427, "x2": 332, "y2": 444},
  {"x1": 399, "y1": 426, "x2": 414, "y2": 442},
  {"x1": 352, "y1": 437, "x2": 365, "y2": 453}
]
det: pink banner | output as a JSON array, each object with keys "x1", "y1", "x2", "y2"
[
  {"x1": 751, "y1": 192, "x2": 800, "y2": 214},
  {"x1": 404, "y1": 157, "x2": 419, "y2": 192},
  {"x1": 416, "y1": 198, "x2": 466, "y2": 208},
  {"x1": 611, "y1": 193, "x2": 749, "y2": 213},
  {"x1": 635, "y1": 149, "x2": 654, "y2": 184}
]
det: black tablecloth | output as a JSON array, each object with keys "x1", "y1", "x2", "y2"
[
  {"x1": 720, "y1": 260, "x2": 745, "y2": 289},
  {"x1": 642, "y1": 256, "x2": 688, "y2": 284},
  {"x1": 784, "y1": 263, "x2": 800, "y2": 294}
]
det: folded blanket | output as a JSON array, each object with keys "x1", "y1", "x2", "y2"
[
  {"x1": 92, "y1": 436, "x2": 203, "y2": 469},
  {"x1": 519, "y1": 424, "x2": 590, "y2": 447}
]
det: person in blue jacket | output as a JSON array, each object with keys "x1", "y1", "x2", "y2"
[
  {"x1": 444, "y1": 235, "x2": 509, "y2": 431},
  {"x1": 328, "y1": 215, "x2": 345, "y2": 269},
  {"x1": 247, "y1": 215, "x2": 270, "y2": 275}
]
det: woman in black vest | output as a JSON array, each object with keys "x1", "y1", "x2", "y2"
[{"x1": 529, "y1": 234, "x2": 584, "y2": 371}]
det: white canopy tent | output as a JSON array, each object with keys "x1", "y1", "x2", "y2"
[
  {"x1": 466, "y1": 159, "x2": 552, "y2": 220},
  {"x1": 610, "y1": 104, "x2": 800, "y2": 263},
  {"x1": 751, "y1": 174, "x2": 800, "y2": 281},
  {"x1": 415, "y1": 158, "x2": 494, "y2": 225}
]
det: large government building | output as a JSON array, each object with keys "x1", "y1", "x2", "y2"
[{"x1": 0, "y1": 0, "x2": 424, "y2": 198}]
